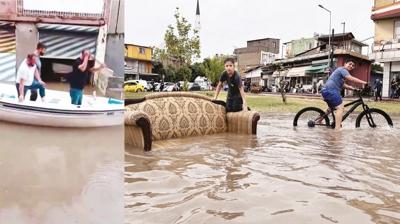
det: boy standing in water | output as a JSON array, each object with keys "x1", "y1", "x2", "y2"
[{"x1": 214, "y1": 58, "x2": 248, "y2": 112}]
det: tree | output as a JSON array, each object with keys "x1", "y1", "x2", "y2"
[
  {"x1": 272, "y1": 63, "x2": 288, "y2": 104},
  {"x1": 202, "y1": 55, "x2": 226, "y2": 85},
  {"x1": 190, "y1": 62, "x2": 206, "y2": 82},
  {"x1": 154, "y1": 8, "x2": 200, "y2": 69},
  {"x1": 164, "y1": 66, "x2": 177, "y2": 82},
  {"x1": 176, "y1": 66, "x2": 192, "y2": 82},
  {"x1": 371, "y1": 63, "x2": 383, "y2": 72}
]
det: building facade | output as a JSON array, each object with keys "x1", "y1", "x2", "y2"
[
  {"x1": 263, "y1": 33, "x2": 371, "y2": 94},
  {"x1": 234, "y1": 38, "x2": 280, "y2": 75},
  {"x1": 285, "y1": 37, "x2": 319, "y2": 58},
  {"x1": 0, "y1": 0, "x2": 124, "y2": 97},
  {"x1": 369, "y1": 0, "x2": 400, "y2": 97},
  {"x1": 124, "y1": 44, "x2": 155, "y2": 80}
]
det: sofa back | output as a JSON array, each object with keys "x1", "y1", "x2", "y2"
[{"x1": 126, "y1": 92, "x2": 227, "y2": 141}]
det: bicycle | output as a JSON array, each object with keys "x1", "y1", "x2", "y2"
[{"x1": 293, "y1": 89, "x2": 393, "y2": 129}]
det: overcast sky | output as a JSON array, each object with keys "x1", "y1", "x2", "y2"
[{"x1": 125, "y1": 0, "x2": 374, "y2": 59}]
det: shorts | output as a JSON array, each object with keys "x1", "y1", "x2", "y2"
[
  {"x1": 321, "y1": 88, "x2": 342, "y2": 108},
  {"x1": 226, "y1": 96, "x2": 243, "y2": 112}
]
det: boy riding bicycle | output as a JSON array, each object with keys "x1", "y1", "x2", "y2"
[{"x1": 321, "y1": 59, "x2": 367, "y2": 130}]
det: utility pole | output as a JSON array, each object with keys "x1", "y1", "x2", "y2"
[
  {"x1": 341, "y1": 22, "x2": 346, "y2": 33},
  {"x1": 318, "y1": 4, "x2": 332, "y2": 70}
]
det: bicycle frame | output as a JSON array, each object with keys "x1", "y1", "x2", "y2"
[{"x1": 321, "y1": 93, "x2": 376, "y2": 127}]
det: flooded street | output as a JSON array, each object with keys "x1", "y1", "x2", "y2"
[
  {"x1": 0, "y1": 122, "x2": 124, "y2": 224},
  {"x1": 126, "y1": 113, "x2": 400, "y2": 224}
]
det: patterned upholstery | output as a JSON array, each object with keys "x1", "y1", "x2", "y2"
[
  {"x1": 125, "y1": 93, "x2": 227, "y2": 141},
  {"x1": 125, "y1": 92, "x2": 260, "y2": 151}
]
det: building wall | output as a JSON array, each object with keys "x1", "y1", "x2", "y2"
[
  {"x1": 105, "y1": 0, "x2": 124, "y2": 77},
  {"x1": 125, "y1": 45, "x2": 152, "y2": 61},
  {"x1": 374, "y1": 19, "x2": 394, "y2": 42},
  {"x1": 15, "y1": 23, "x2": 38, "y2": 68},
  {"x1": 0, "y1": 0, "x2": 108, "y2": 26},
  {"x1": 105, "y1": 34, "x2": 124, "y2": 77},
  {"x1": 337, "y1": 56, "x2": 371, "y2": 84},
  {"x1": 237, "y1": 51, "x2": 261, "y2": 75},
  {"x1": 286, "y1": 38, "x2": 318, "y2": 57},
  {"x1": 374, "y1": 0, "x2": 397, "y2": 8},
  {"x1": 126, "y1": 59, "x2": 152, "y2": 74},
  {"x1": 247, "y1": 39, "x2": 280, "y2": 54},
  {"x1": 0, "y1": 0, "x2": 17, "y2": 15}
]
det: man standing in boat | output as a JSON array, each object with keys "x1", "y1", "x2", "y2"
[
  {"x1": 68, "y1": 49, "x2": 105, "y2": 106},
  {"x1": 16, "y1": 54, "x2": 46, "y2": 102},
  {"x1": 30, "y1": 42, "x2": 47, "y2": 101}
]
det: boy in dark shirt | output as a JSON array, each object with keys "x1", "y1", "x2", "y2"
[{"x1": 214, "y1": 57, "x2": 248, "y2": 112}]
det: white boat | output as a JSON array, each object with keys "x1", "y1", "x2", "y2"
[{"x1": 0, "y1": 83, "x2": 124, "y2": 128}]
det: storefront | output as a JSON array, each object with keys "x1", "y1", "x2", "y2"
[{"x1": 0, "y1": 22, "x2": 16, "y2": 82}]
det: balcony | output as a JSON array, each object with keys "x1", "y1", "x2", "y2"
[
  {"x1": 372, "y1": 2, "x2": 400, "y2": 20},
  {"x1": 369, "y1": 40, "x2": 400, "y2": 62}
]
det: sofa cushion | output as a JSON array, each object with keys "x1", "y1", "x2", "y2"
[{"x1": 126, "y1": 94, "x2": 227, "y2": 141}]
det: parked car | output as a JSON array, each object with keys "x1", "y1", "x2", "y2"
[
  {"x1": 162, "y1": 82, "x2": 178, "y2": 92},
  {"x1": 134, "y1": 80, "x2": 148, "y2": 91},
  {"x1": 223, "y1": 84, "x2": 228, "y2": 91},
  {"x1": 124, "y1": 80, "x2": 145, "y2": 92},
  {"x1": 189, "y1": 82, "x2": 201, "y2": 91},
  {"x1": 194, "y1": 76, "x2": 212, "y2": 90}
]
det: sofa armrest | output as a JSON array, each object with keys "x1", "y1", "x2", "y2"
[
  {"x1": 226, "y1": 111, "x2": 260, "y2": 135},
  {"x1": 124, "y1": 111, "x2": 152, "y2": 151}
]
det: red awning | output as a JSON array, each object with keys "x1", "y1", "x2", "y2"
[{"x1": 372, "y1": 7, "x2": 400, "y2": 20}]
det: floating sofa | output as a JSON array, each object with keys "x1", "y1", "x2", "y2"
[{"x1": 125, "y1": 92, "x2": 260, "y2": 151}]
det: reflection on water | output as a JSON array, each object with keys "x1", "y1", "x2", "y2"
[
  {"x1": 126, "y1": 113, "x2": 400, "y2": 224},
  {"x1": 0, "y1": 122, "x2": 124, "y2": 224}
]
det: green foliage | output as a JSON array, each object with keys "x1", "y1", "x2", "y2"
[
  {"x1": 202, "y1": 55, "x2": 226, "y2": 85},
  {"x1": 176, "y1": 66, "x2": 192, "y2": 82},
  {"x1": 164, "y1": 65, "x2": 177, "y2": 82},
  {"x1": 182, "y1": 80, "x2": 189, "y2": 91},
  {"x1": 154, "y1": 8, "x2": 200, "y2": 68},
  {"x1": 190, "y1": 62, "x2": 206, "y2": 82},
  {"x1": 371, "y1": 63, "x2": 383, "y2": 72},
  {"x1": 152, "y1": 61, "x2": 165, "y2": 78}
]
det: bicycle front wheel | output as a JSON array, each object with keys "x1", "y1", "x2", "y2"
[
  {"x1": 355, "y1": 108, "x2": 393, "y2": 128},
  {"x1": 293, "y1": 107, "x2": 330, "y2": 128}
]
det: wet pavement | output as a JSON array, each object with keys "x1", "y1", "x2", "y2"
[
  {"x1": 0, "y1": 122, "x2": 124, "y2": 224},
  {"x1": 126, "y1": 113, "x2": 400, "y2": 224}
]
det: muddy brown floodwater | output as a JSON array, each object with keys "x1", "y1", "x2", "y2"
[
  {"x1": 126, "y1": 113, "x2": 400, "y2": 224},
  {"x1": 0, "y1": 121, "x2": 124, "y2": 224}
]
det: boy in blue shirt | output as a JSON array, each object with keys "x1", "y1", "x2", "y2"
[{"x1": 321, "y1": 59, "x2": 367, "y2": 130}]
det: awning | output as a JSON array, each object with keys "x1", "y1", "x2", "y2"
[
  {"x1": 286, "y1": 66, "x2": 310, "y2": 77},
  {"x1": 306, "y1": 64, "x2": 329, "y2": 74},
  {"x1": 38, "y1": 23, "x2": 98, "y2": 59},
  {"x1": 272, "y1": 70, "x2": 288, "y2": 77},
  {"x1": 36, "y1": 23, "x2": 99, "y2": 33}
]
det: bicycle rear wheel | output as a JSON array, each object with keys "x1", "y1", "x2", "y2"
[
  {"x1": 293, "y1": 107, "x2": 330, "y2": 127},
  {"x1": 355, "y1": 108, "x2": 393, "y2": 128}
]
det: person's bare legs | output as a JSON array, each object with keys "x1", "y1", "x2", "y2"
[
  {"x1": 334, "y1": 103, "x2": 345, "y2": 130},
  {"x1": 315, "y1": 108, "x2": 331, "y2": 124}
]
